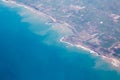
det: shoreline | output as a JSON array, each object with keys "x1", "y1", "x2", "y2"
[
  {"x1": 60, "y1": 37, "x2": 120, "y2": 68},
  {"x1": 2, "y1": 0, "x2": 74, "y2": 35},
  {"x1": 2, "y1": 0, "x2": 57, "y2": 23},
  {"x1": 2, "y1": 0, "x2": 120, "y2": 69},
  {"x1": 60, "y1": 37, "x2": 99, "y2": 56}
]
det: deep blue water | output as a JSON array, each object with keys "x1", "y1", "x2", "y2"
[{"x1": 0, "y1": 1, "x2": 120, "y2": 80}]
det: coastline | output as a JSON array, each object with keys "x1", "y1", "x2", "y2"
[
  {"x1": 2, "y1": 0, "x2": 56, "y2": 23},
  {"x1": 60, "y1": 37, "x2": 120, "y2": 69},
  {"x1": 2, "y1": 0, "x2": 74, "y2": 36},
  {"x1": 2, "y1": 0, "x2": 120, "y2": 69},
  {"x1": 60, "y1": 37, "x2": 100, "y2": 56}
]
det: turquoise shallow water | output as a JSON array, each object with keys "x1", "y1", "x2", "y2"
[{"x1": 0, "y1": 1, "x2": 120, "y2": 80}]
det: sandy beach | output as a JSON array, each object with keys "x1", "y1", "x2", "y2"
[
  {"x1": 60, "y1": 37, "x2": 120, "y2": 68},
  {"x1": 60, "y1": 37, "x2": 99, "y2": 55}
]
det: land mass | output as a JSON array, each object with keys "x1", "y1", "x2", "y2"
[{"x1": 3, "y1": 0, "x2": 120, "y2": 68}]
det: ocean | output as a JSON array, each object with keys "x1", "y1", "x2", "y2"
[{"x1": 0, "y1": 1, "x2": 120, "y2": 80}]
